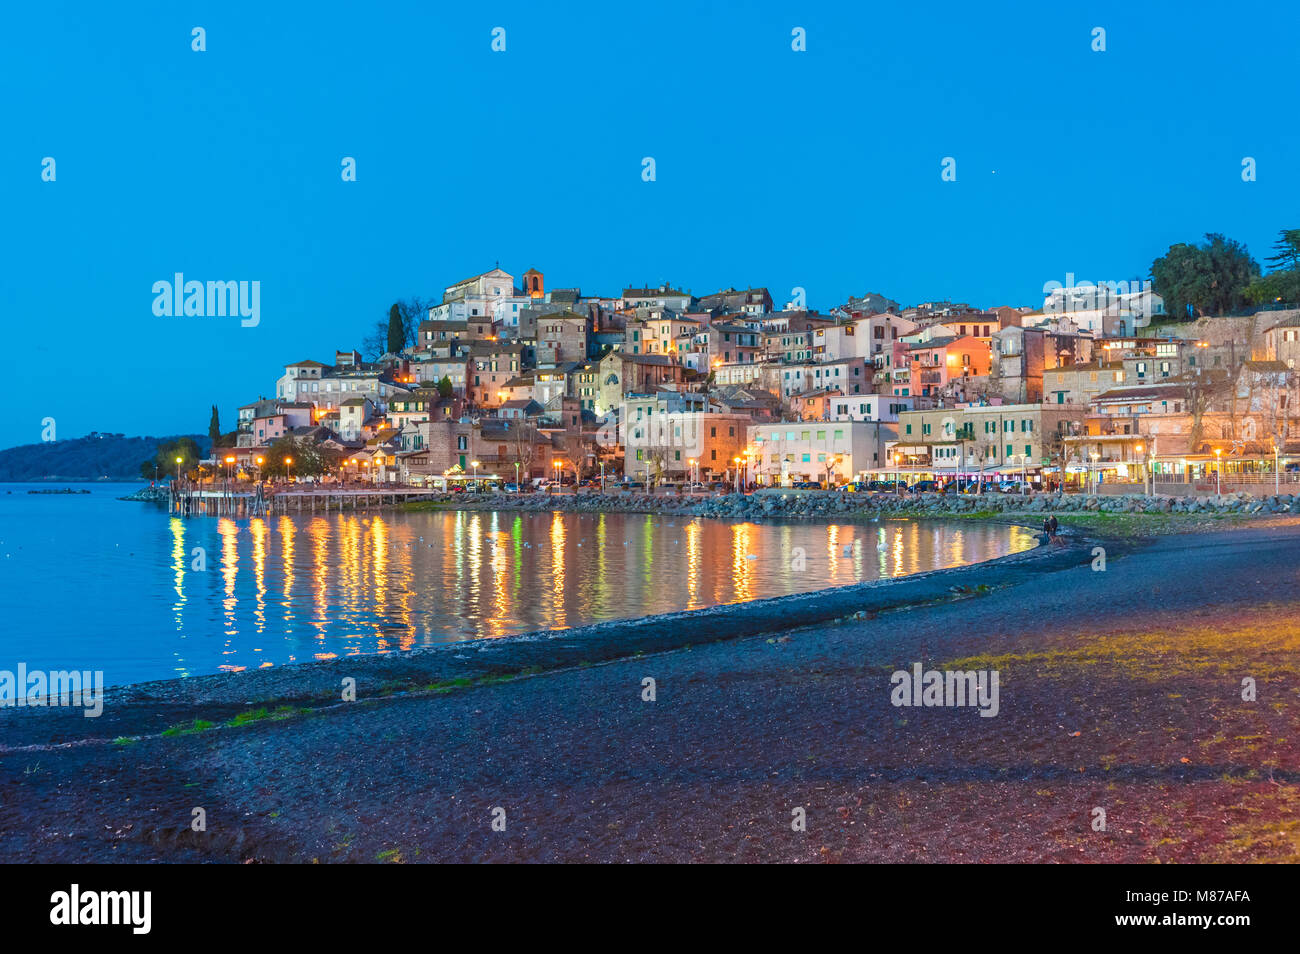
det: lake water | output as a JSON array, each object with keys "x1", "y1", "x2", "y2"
[{"x1": 0, "y1": 483, "x2": 1036, "y2": 687}]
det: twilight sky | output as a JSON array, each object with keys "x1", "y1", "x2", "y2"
[{"x1": 2, "y1": 0, "x2": 1297, "y2": 450}]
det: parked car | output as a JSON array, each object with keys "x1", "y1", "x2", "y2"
[
  {"x1": 503, "y1": 482, "x2": 521, "y2": 493},
  {"x1": 792, "y1": 480, "x2": 823, "y2": 490},
  {"x1": 908, "y1": 480, "x2": 941, "y2": 493}
]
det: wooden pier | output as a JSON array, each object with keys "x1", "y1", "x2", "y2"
[{"x1": 170, "y1": 485, "x2": 443, "y2": 518}]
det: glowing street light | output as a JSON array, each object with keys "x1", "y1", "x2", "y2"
[
  {"x1": 284, "y1": 456, "x2": 294, "y2": 483},
  {"x1": 174, "y1": 456, "x2": 183, "y2": 482},
  {"x1": 1214, "y1": 446, "x2": 1222, "y2": 495}
]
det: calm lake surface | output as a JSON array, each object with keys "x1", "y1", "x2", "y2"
[{"x1": 1, "y1": 483, "x2": 1036, "y2": 687}]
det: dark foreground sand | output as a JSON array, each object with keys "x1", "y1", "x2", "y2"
[{"x1": 2, "y1": 523, "x2": 1297, "y2": 862}]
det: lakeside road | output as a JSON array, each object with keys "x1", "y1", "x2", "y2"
[{"x1": 2, "y1": 522, "x2": 1299, "y2": 862}]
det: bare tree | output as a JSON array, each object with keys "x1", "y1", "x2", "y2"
[
  {"x1": 1181, "y1": 371, "x2": 1230, "y2": 454},
  {"x1": 1041, "y1": 425, "x2": 1079, "y2": 493},
  {"x1": 510, "y1": 420, "x2": 539, "y2": 481}
]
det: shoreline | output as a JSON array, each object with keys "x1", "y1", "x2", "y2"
[
  {"x1": 3, "y1": 521, "x2": 1296, "y2": 862},
  {"x1": 5, "y1": 521, "x2": 1078, "y2": 729}
]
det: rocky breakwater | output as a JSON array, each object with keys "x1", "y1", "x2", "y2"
[
  {"x1": 436, "y1": 488, "x2": 1300, "y2": 520},
  {"x1": 119, "y1": 485, "x2": 171, "y2": 502}
]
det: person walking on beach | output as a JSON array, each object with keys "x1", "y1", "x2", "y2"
[{"x1": 1048, "y1": 514, "x2": 1059, "y2": 536}]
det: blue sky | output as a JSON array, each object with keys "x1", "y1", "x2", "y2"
[{"x1": 2, "y1": 0, "x2": 1296, "y2": 450}]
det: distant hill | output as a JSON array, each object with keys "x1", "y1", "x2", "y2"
[{"x1": 0, "y1": 433, "x2": 211, "y2": 481}]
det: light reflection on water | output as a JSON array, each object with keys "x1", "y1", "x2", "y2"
[{"x1": 0, "y1": 485, "x2": 1034, "y2": 687}]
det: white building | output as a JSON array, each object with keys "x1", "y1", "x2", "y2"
[
  {"x1": 776, "y1": 357, "x2": 873, "y2": 399},
  {"x1": 748, "y1": 420, "x2": 897, "y2": 486},
  {"x1": 827, "y1": 394, "x2": 914, "y2": 422},
  {"x1": 1033, "y1": 281, "x2": 1165, "y2": 336}
]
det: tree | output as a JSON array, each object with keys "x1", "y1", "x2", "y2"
[
  {"x1": 142, "y1": 437, "x2": 202, "y2": 479},
  {"x1": 208, "y1": 406, "x2": 221, "y2": 446},
  {"x1": 363, "y1": 296, "x2": 432, "y2": 359},
  {"x1": 1180, "y1": 371, "x2": 1231, "y2": 454},
  {"x1": 437, "y1": 375, "x2": 454, "y2": 398},
  {"x1": 509, "y1": 420, "x2": 539, "y2": 481},
  {"x1": 387, "y1": 303, "x2": 405, "y2": 355},
  {"x1": 1247, "y1": 228, "x2": 1300, "y2": 304},
  {"x1": 259, "y1": 436, "x2": 341, "y2": 479},
  {"x1": 1150, "y1": 234, "x2": 1260, "y2": 319},
  {"x1": 1041, "y1": 425, "x2": 1079, "y2": 493}
]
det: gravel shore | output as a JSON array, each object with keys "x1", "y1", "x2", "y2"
[{"x1": 2, "y1": 521, "x2": 1297, "y2": 863}]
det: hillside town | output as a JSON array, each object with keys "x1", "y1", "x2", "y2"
[{"x1": 208, "y1": 266, "x2": 1300, "y2": 496}]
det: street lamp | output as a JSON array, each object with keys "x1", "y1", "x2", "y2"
[
  {"x1": 1134, "y1": 443, "x2": 1145, "y2": 494},
  {"x1": 471, "y1": 459, "x2": 480, "y2": 493},
  {"x1": 175, "y1": 456, "x2": 183, "y2": 483},
  {"x1": 1214, "y1": 447, "x2": 1222, "y2": 495},
  {"x1": 1090, "y1": 451, "x2": 1100, "y2": 494},
  {"x1": 733, "y1": 456, "x2": 743, "y2": 493},
  {"x1": 552, "y1": 458, "x2": 562, "y2": 492},
  {"x1": 285, "y1": 456, "x2": 294, "y2": 484},
  {"x1": 256, "y1": 456, "x2": 264, "y2": 484},
  {"x1": 513, "y1": 460, "x2": 521, "y2": 492}
]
